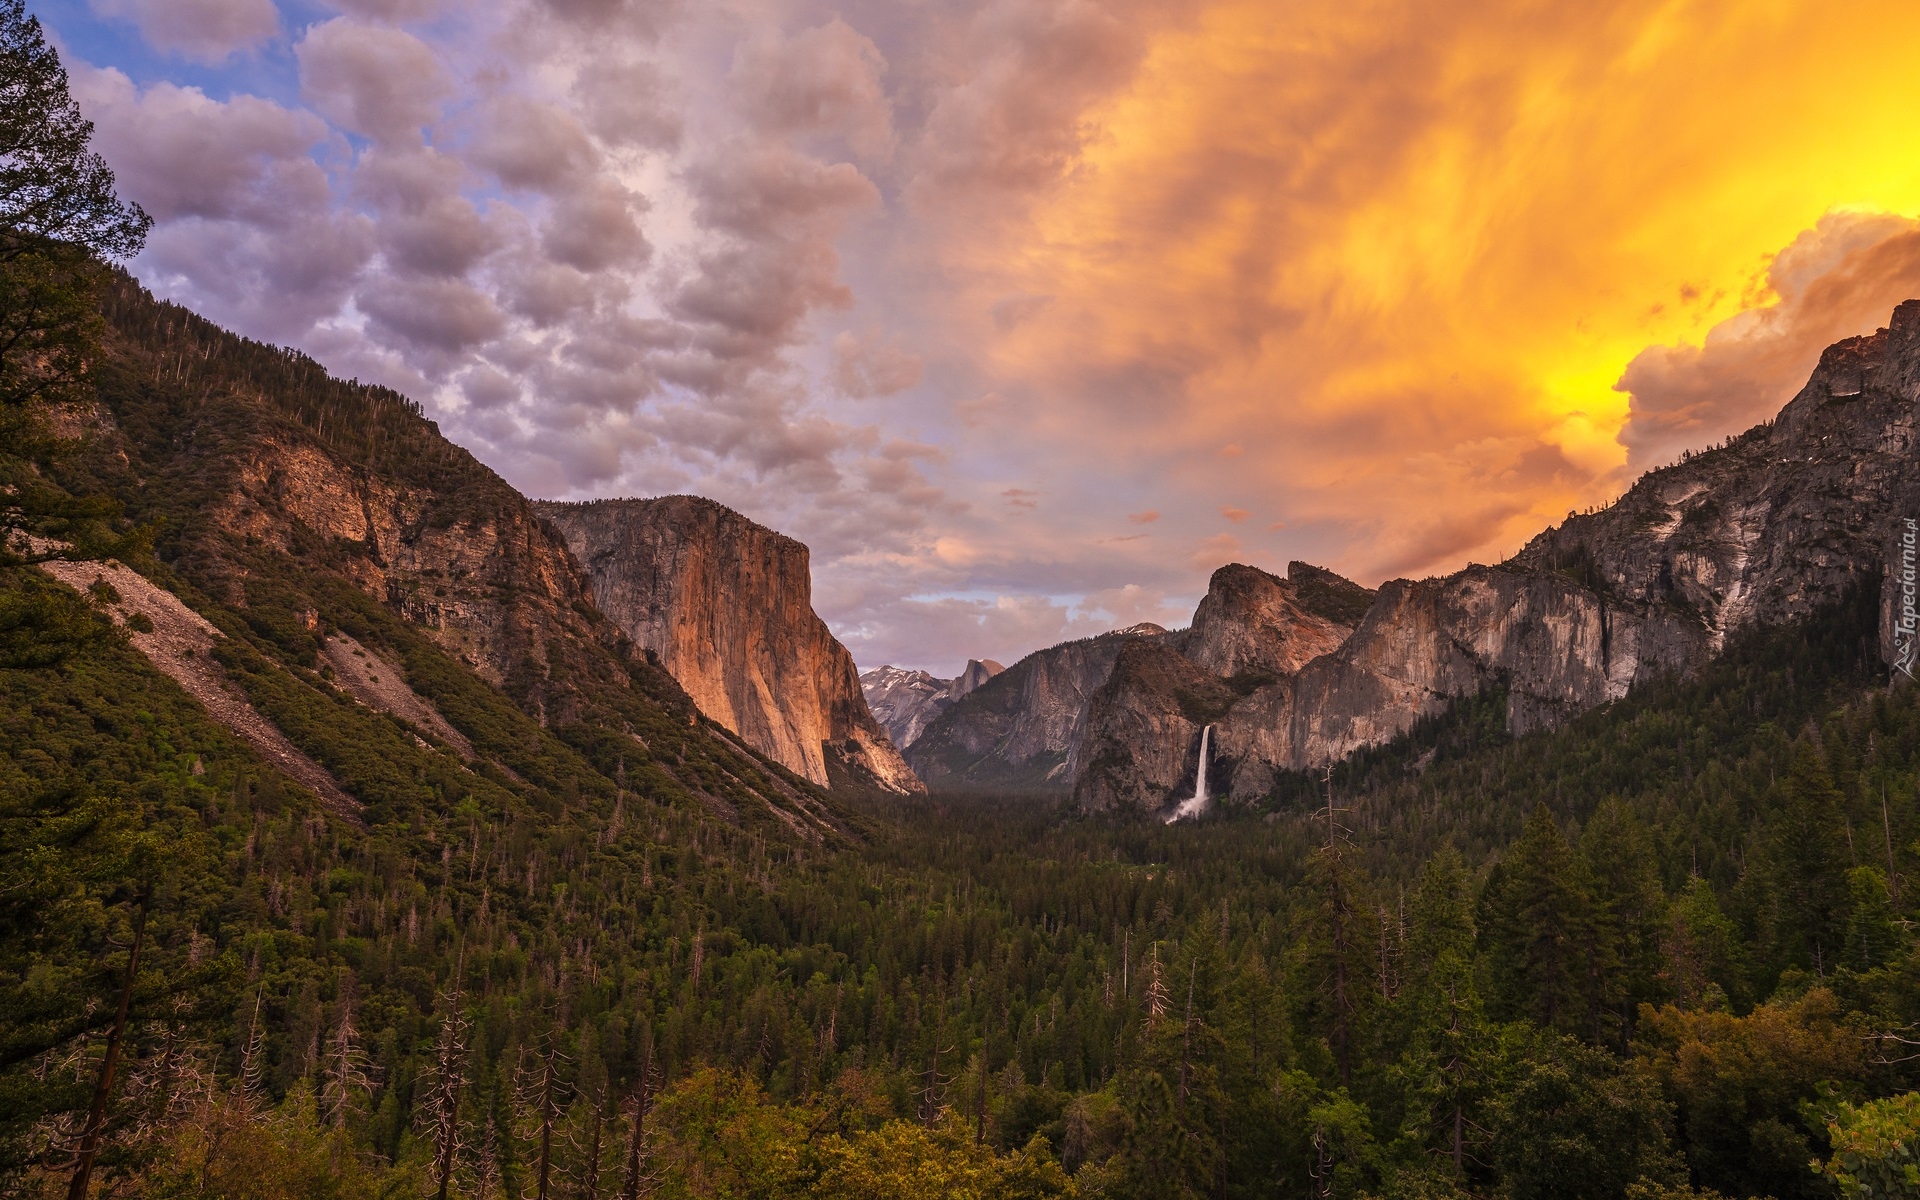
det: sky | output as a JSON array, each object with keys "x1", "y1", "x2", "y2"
[{"x1": 38, "y1": 0, "x2": 1920, "y2": 676}]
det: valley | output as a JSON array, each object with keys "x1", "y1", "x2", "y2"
[{"x1": 3, "y1": 9, "x2": 1919, "y2": 1196}]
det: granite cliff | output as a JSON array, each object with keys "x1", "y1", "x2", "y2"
[
  {"x1": 533, "y1": 496, "x2": 924, "y2": 795},
  {"x1": 1069, "y1": 301, "x2": 1920, "y2": 813},
  {"x1": 1071, "y1": 562, "x2": 1375, "y2": 813},
  {"x1": 906, "y1": 624, "x2": 1166, "y2": 789}
]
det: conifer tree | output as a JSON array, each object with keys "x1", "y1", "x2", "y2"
[
  {"x1": 1578, "y1": 802, "x2": 1665, "y2": 1048},
  {"x1": 1660, "y1": 876, "x2": 1741, "y2": 1011},
  {"x1": 1482, "y1": 805, "x2": 1590, "y2": 1031},
  {"x1": 1772, "y1": 739, "x2": 1852, "y2": 974}
]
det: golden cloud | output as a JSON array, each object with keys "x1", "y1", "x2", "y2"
[{"x1": 930, "y1": 0, "x2": 1920, "y2": 581}]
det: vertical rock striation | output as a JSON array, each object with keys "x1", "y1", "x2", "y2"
[
  {"x1": 533, "y1": 496, "x2": 924, "y2": 794},
  {"x1": 907, "y1": 625, "x2": 1167, "y2": 789}
]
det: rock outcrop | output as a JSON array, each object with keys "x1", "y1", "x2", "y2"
[
  {"x1": 1071, "y1": 301, "x2": 1920, "y2": 812},
  {"x1": 860, "y1": 658, "x2": 1005, "y2": 752},
  {"x1": 907, "y1": 625, "x2": 1166, "y2": 789},
  {"x1": 533, "y1": 496, "x2": 924, "y2": 794},
  {"x1": 1181, "y1": 562, "x2": 1374, "y2": 679},
  {"x1": 1069, "y1": 562, "x2": 1373, "y2": 812},
  {"x1": 1070, "y1": 639, "x2": 1237, "y2": 814}
]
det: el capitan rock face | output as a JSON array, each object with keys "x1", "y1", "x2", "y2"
[
  {"x1": 533, "y1": 496, "x2": 924, "y2": 795},
  {"x1": 59, "y1": 278, "x2": 852, "y2": 841}
]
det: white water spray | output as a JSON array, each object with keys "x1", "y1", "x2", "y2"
[{"x1": 1165, "y1": 725, "x2": 1212, "y2": 823}]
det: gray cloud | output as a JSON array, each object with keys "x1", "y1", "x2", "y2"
[
  {"x1": 573, "y1": 56, "x2": 682, "y2": 150},
  {"x1": 296, "y1": 18, "x2": 452, "y2": 144},
  {"x1": 73, "y1": 66, "x2": 373, "y2": 337},
  {"x1": 463, "y1": 95, "x2": 597, "y2": 191},
  {"x1": 354, "y1": 147, "x2": 502, "y2": 277},
  {"x1": 72, "y1": 71, "x2": 329, "y2": 223},
  {"x1": 91, "y1": 0, "x2": 278, "y2": 63},
  {"x1": 359, "y1": 275, "x2": 507, "y2": 353},
  {"x1": 542, "y1": 178, "x2": 650, "y2": 270},
  {"x1": 831, "y1": 329, "x2": 922, "y2": 397},
  {"x1": 732, "y1": 18, "x2": 894, "y2": 159},
  {"x1": 905, "y1": 0, "x2": 1152, "y2": 200},
  {"x1": 319, "y1": 0, "x2": 446, "y2": 20}
]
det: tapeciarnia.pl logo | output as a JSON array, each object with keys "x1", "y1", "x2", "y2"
[{"x1": 1897, "y1": 517, "x2": 1918, "y2": 681}]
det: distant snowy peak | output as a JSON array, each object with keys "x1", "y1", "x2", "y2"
[{"x1": 861, "y1": 658, "x2": 1007, "y2": 752}]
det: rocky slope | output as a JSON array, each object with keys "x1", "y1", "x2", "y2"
[
  {"x1": 1071, "y1": 302, "x2": 1920, "y2": 813},
  {"x1": 57, "y1": 275, "x2": 856, "y2": 840},
  {"x1": 533, "y1": 496, "x2": 923, "y2": 794},
  {"x1": 906, "y1": 624, "x2": 1166, "y2": 789},
  {"x1": 860, "y1": 658, "x2": 1004, "y2": 751}
]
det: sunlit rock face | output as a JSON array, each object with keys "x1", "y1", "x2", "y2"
[
  {"x1": 1073, "y1": 302, "x2": 1920, "y2": 811},
  {"x1": 860, "y1": 659, "x2": 1005, "y2": 752},
  {"x1": 1184, "y1": 562, "x2": 1374, "y2": 679},
  {"x1": 1212, "y1": 567, "x2": 1704, "y2": 802},
  {"x1": 1514, "y1": 302, "x2": 1920, "y2": 655},
  {"x1": 534, "y1": 495, "x2": 924, "y2": 795}
]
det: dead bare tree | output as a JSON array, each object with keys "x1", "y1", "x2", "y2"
[
  {"x1": 321, "y1": 983, "x2": 377, "y2": 1129},
  {"x1": 515, "y1": 1033, "x2": 573, "y2": 1200},
  {"x1": 618, "y1": 1041, "x2": 661, "y2": 1200},
  {"x1": 420, "y1": 992, "x2": 472, "y2": 1200},
  {"x1": 1145, "y1": 942, "x2": 1170, "y2": 1024}
]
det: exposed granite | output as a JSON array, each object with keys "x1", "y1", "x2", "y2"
[{"x1": 534, "y1": 496, "x2": 924, "y2": 794}]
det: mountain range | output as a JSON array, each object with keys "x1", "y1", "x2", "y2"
[
  {"x1": 39, "y1": 275, "x2": 1920, "y2": 830},
  {"x1": 867, "y1": 303, "x2": 1920, "y2": 815}
]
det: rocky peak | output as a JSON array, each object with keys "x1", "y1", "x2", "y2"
[
  {"x1": 906, "y1": 623, "x2": 1168, "y2": 790},
  {"x1": 948, "y1": 658, "x2": 1006, "y2": 700},
  {"x1": 861, "y1": 665, "x2": 949, "y2": 751},
  {"x1": 860, "y1": 658, "x2": 1009, "y2": 753},
  {"x1": 534, "y1": 496, "x2": 923, "y2": 795},
  {"x1": 1183, "y1": 562, "x2": 1370, "y2": 679}
]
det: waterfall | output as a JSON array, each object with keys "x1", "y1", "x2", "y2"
[{"x1": 1165, "y1": 725, "x2": 1212, "y2": 823}]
